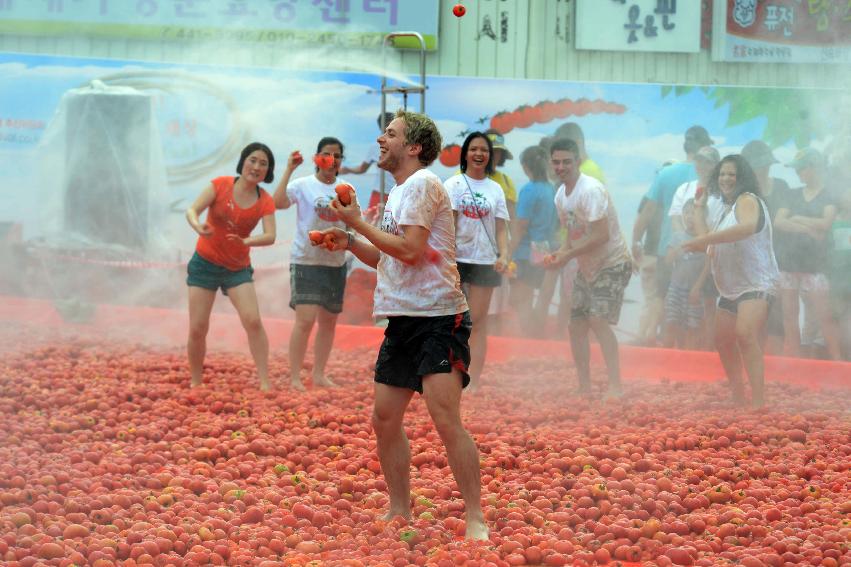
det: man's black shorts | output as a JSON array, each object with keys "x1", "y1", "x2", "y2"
[{"x1": 374, "y1": 312, "x2": 472, "y2": 393}]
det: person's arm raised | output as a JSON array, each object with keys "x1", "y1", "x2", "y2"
[{"x1": 272, "y1": 150, "x2": 303, "y2": 210}]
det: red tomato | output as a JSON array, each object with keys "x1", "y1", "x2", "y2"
[
  {"x1": 314, "y1": 154, "x2": 335, "y2": 170},
  {"x1": 335, "y1": 183, "x2": 354, "y2": 206},
  {"x1": 308, "y1": 230, "x2": 324, "y2": 245},
  {"x1": 439, "y1": 144, "x2": 462, "y2": 167},
  {"x1": 452, "y1": 3, "x2": 466, "y2": 17}
]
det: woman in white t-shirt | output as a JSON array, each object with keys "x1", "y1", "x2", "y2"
[
  {"x1": 273, "y1": 137, "x2": 351, "y2": 391},
  {"x1": 445, "y1": 132, "x2": 510, "y2": 391}
]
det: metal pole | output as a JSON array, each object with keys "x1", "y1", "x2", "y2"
[{"x1": 378, "y1": 31, "x2": 428, "y2": 206}]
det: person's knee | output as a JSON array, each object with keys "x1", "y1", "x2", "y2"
[
  {"x1": 588, "y1": 316, "x2": 614, "y2": 334},
  {"x1": 714, "y1": 326, "x2": 735, "y2": 348},
  {"x1": 735, "y1": 326, "x2": 759, "y2": 349},
  {"x1": 429, "y1": 407, "x2": 464, "y2": 443},
  {"x1": 371, "y1": 406, "x2": 403, "y2": 436},
  {"x1": 241, "y1": 313, "x2": 264, "y2": 334},
  {"x1": 188, "y1": 320, "x2": 209, "y2": 340},
  {"x1": 293, "y1": 313, "x2": 316, "y2": 332},
  {"x1": 317, "y1": 312, "x2": 338, "y2": 330},
  {"x1": 568, "y1": 318, "x2": 588, "y2": 333}
]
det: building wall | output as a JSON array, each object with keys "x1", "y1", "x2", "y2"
[{"x1": 0, "y1": 0, "x2": 846, "y2": 89}]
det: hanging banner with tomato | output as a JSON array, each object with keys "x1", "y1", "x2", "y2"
[{"x1": 0, "y1": 51, "x2": 845, "y2": 266}]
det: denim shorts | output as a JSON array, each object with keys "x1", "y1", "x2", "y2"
[
  {"x1": 186, "y1": 252, "x2": 253, "y2": 295},
  {"x1": 289, "y1": 263, "x2": 347, "y2": 313}
]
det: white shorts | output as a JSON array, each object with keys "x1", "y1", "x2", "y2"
[{"x1": 778, "y1": 272, "x2": 829, "y2": 293}]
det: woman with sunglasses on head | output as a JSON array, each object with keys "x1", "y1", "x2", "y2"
[
  {"x1": 274, "y1": 137, "x2": 351, "y2": 391},
  {"x1": 444, "y1": 131, "x2": 510, "y2": 392},
  {"x1": 683, "y1": 154, "x2": 779, "y2": 408},
  {"x1": 185, "y1": 142, "x2": 278, "y2": 391}
]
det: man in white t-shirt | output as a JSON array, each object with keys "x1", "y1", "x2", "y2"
[
  {"x1": 321, "y1": 110, "x2": 488, "y2": 541},
  {"x1": 546, "y1": 138, "x2": 632, "y2": 398}
]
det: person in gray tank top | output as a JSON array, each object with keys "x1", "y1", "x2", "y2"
[{"x1": 683, "y1": 155, "x2": 779, "y2": 408}]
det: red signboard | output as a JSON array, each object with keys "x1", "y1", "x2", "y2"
[{"x1": 713, "y1": 0, "x2": 851, "y2": 63}]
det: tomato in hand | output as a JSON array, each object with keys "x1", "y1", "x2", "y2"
[{"x1": 335, "y1": 183, "x2": 354, "y2": 206}]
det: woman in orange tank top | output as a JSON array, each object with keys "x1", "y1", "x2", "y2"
[{"x1": 185, "y1": 142, "x2": 278, "y2": 391}]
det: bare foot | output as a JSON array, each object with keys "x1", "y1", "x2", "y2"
[
  {"x1": 466, "y1": 381, "x2": 481, "y2": 394},
  {"x1": 290, "y1": 379, "x2": 306, "y2": 392},
  {"x1": 464, "y1": 517, "x2": 490, "y2": 541},
  {"x1": 313, "y1": 376, "x2": 338, "y2": 388},
  {"x1": 190, "y1": 378, "x2": 203, "y2": 388},
  {"x1": 259, "y1": 378, "x2": 273, "y2": 392},
  {"x1": 604, "y1": 384, "x2": 623, "y2": 400}
]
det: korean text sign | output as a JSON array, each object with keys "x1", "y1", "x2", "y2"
[
  {"x1": 575, "y1": 0, "x2": 702, "y2": 53},
  {"x1": 0, "y1": 0, "x2": 439, "y2": 49},
  {"x1": 713, "y1": 0, "x2": 851, "y2": 63}
]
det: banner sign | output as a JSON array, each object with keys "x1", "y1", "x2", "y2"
[
  {"x1": 0, "y1": 0, "x2": 439, "y2": 49},
  {"x1": 712, "y1": 0, "x2": 851, "y2": 63},
  {"x1": 575, "y1": 0, "x2": 702, "y2": 53}
]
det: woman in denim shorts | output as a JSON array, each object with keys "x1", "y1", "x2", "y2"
[{"x1": 185, "y1": 143, "x2": 277, "y2": 390}]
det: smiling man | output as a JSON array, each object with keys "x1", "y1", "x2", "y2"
[
  {"x1": 546, "y1": 138, "x2": 632, "y2": 398},
  {"x1": 321, "y1": 109, "x2": 488, "y2": 541}
]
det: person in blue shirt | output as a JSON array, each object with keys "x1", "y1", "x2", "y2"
[
  {"x1": 632, "y1": 125, "x2": 713, "y2": 305},
  {"x1": 509, "y1": 146, "x2": 559, "y2": 334}
]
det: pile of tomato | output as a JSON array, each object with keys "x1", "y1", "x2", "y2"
[{"x1": 0, "y1": 322, "x2": 848, "y2": 566}]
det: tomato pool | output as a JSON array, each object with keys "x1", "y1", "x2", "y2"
[{"x1": 1, "y1": 299, "x2": 849, "y2": 567}]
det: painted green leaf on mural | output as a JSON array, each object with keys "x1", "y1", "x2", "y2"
[{"x1": 664, "y1": 85, "x2": 821, "y2": 149}]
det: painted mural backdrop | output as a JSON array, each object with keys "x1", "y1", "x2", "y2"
[{"x1": 0, "y1": 52, "x2": 844, "y2": 270}]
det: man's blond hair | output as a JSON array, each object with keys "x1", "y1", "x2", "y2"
[{"x1": 394, "y1": 109, "x2": 442, "y2": 166}]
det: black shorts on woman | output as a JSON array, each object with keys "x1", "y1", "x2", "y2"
[{"x1": 457, "y1": 261, "x2": 501, "y2": 287}]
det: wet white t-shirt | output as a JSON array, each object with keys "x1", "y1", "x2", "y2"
[
  {"x1": 445, "y1": 174, "x2": 510, "y2": 264},
  {"x1": 286, "y1": 174, "x2": 349, "y2": 267},
  {"x1": 554, "y1": 173, "x2": 631, "y2": 280},
  {"x1": 374, "y1": 169, "x2": 468, "y2": 318}
]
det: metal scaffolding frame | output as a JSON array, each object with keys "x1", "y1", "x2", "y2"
[{"x1": 378, "y1": 31, "x2": 427, "y2": 204}]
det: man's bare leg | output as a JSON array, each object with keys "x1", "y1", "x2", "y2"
[
  {"x1": 372, "y1": 383, "x2": 415, "y2": 520},
  {"x1": 569, "y1": 317, "x2": 592, "y2": 395},
  {"x1": 422, "y1": 371, "x2": 488, "y2": 541},
  {"x1": 588, "y1": 316, "x2": 622, "y2": 398}
]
